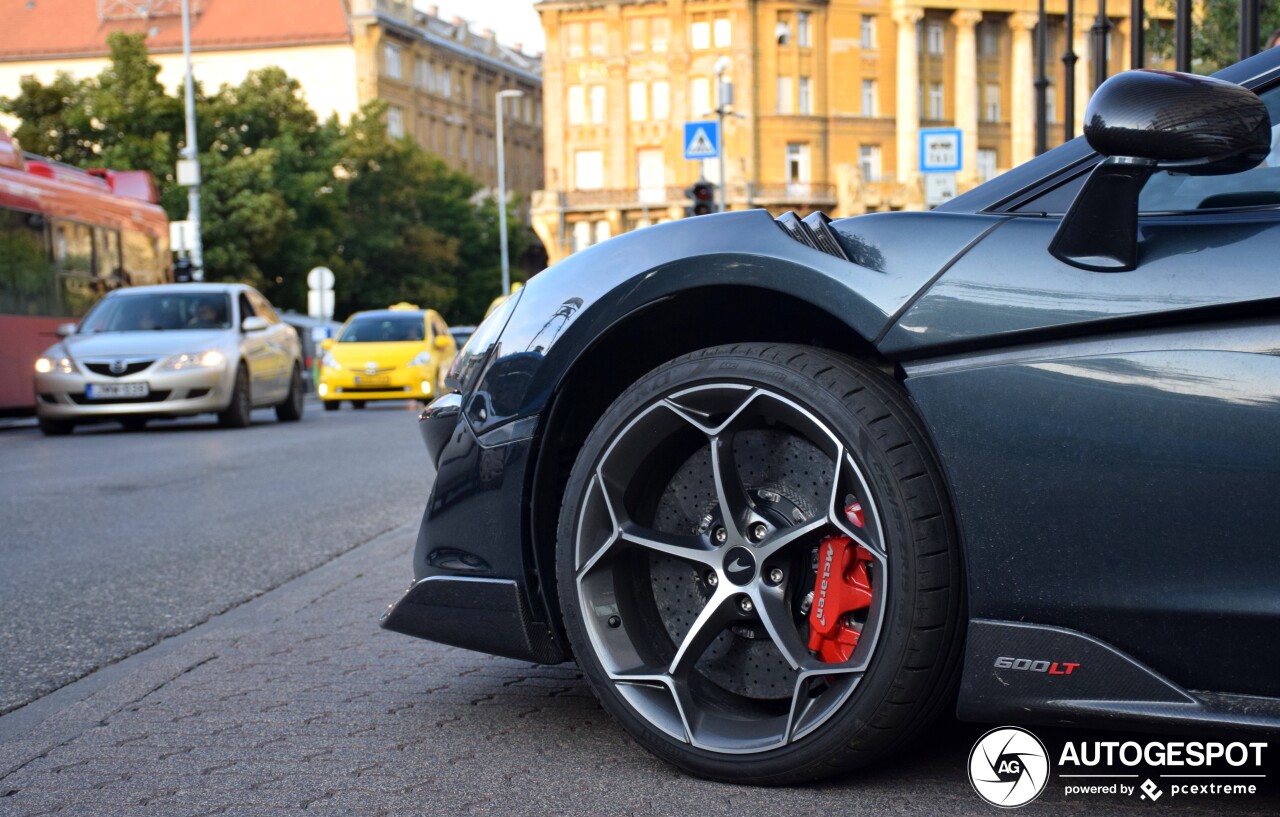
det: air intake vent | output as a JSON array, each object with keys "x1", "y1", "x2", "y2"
[{"x1": 774, "y1": 212, "x2": 849, "y2": 261}]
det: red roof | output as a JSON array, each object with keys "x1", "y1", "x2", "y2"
[{"x1": 0, "y1": 0, "x2": 351, "y2": 61}]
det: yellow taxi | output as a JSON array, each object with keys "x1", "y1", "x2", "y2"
[{"x1": 317, "y1": 303, "x2": 457, "y2": 411}]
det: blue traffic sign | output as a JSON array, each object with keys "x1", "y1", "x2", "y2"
[
  {"x1": 919, "y1": 128, "x2": 962, "y2": 173},
  {"x1": 684, "y1": 121, "x2": 720, "y2": 160}
]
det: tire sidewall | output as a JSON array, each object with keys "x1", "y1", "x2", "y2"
[{"x1": 556, "y1": 348, "x2": 936, "y2": 781}]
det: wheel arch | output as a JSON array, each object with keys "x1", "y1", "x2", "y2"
[{"x1": 527, "y1": 284, "x2": 895, "y2": 643}]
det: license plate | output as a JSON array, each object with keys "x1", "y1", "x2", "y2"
[
  {"x1": 86, "y1": 382, "x2": 150, "y2": 399},
  {"x1": 354, "y1": 375, "x2": 389, "y2": 386}
]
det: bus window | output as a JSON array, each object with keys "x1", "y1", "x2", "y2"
[
  {"x1": 122, "y1": 228, "x2": 166, "y2": 286},
  {"x1": 53, "y1": 220, "x2": 93, "y2": 275},
  {"x1": 0, "y1": 207, "x2": 55, "y2": 316},
  {"x1": 94, "y1": 227, "x2": 123, "y2": 287}
]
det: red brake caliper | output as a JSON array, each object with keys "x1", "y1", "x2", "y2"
[{"x1": 807, "y1": 529, "x2": 875, "y2": 663}]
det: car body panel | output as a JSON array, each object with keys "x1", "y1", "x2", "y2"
[{"x1": 465, "y1": 208, "x2": 1001, "y2": 437}]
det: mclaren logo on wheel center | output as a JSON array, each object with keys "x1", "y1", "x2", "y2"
[
  {"x1": 722, "y1": 546, "x2": 756, "y2": 586},
  {"x1": 968, "y1": 726, "x2": 1050, "y2": 808}
]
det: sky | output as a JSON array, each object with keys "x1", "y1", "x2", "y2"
[{"x1": 417, "y1": 1, "x2": 546, "y2": 54}]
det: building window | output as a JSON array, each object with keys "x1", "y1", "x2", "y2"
[
  {"x1": 652, "y1": 17, "x2": 670, "y2": 52},
  {"x1": 859, "y1": 145, "x2": 882, "y2": 182},
  {"x1": 861, "y1": 79, "x2": 877, "y2": 116},
  {"x1": 980, "y1": 23, "x2": 998, "y2": 56},
  {"x1": 691, "y1": 77, "x2": 712, "y2": 117},
  {"x1": 798, "y1": 12, "x2": 812, "y2": 47},
  {"x1": 384, "y1": 43, "x2": 402, "y2": 80},
  {"x1": 713, "y1": 17, "x2": 732, "y2": 48},
  {"x1": 568, "y1": 85, "x2": 586, "y2": 125},
  {"x1": 574, "y1": 150, "x2": 604, "y2": 190},
  {"x1": 594, "y1": 220, "x2": 611, "y2": 245},
  {"x1": 588, "y1": 21, "x2": 607, "y2": 56},
  {"x1": 691, "y1": 19, "x2": 711, "y2": 49},
  {"x1": 776, "y1": 14, "x2": 791, "y2": 45},
  {"x1": 777, "y1": 76, "x2": 793, "y2": 114},
  {"x1": 928, "y1": 82, "x2": 944, "y2": 119},
  {"x1": 565, "y1": 23, "x2": 584, "y2": 58},
  {"x1": 798, "y1": 76, "x2": 812, "y2": 114},
  {"x1": 977, "y1": 148, "x2": 998, "y2": 182},
  {"x1": 983, "y1": 83, "x2": 1001, "y2": 121},
  {"x1": 439, "y1": 69, "x2": 451, "y2": 98},
  {"x1": 785, "y1": 143, "x2": 811, "y2": 187},
  {"x1": 652, "y1": 80, "x2": 670, "y2": 120},
  {"x1": 860, "y1": 15, "x2": 876, "y2": 49},
  {"x1": 387, "y1": 105, "x2": 404, "y2": 137},
  {"x1": 415, "y1": 58, "x2": 430, "y2": 90},
  {"x1": 628, "y1": 17, "x2": 646, "y2": 52},
  {"x1": 1046, "y1": 83, "x2": 1057, "y2": 122},
  {"x1": 927, "y1": 22, "x2": 944, "y2": 55},
  {"x1": 573, "y1": 221, "x2": 592, "y2": 252},
  {"x1": 637, "y1": 148, "x2": 665, "y2": 203},
  {"x1": 629, "y1": 81, "x2": 648, "y2": 121},
  {"x1": 589, "y1": 84, "x2": 607, "y2": 124}
]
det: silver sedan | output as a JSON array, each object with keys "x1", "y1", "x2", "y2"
[{"x1": 33, "y1": 283, "x2": 304, "y2": 435}]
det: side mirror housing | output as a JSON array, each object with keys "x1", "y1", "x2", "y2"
[
  {"x1": 56, "y1": 322, "x2": 77, "y2": 338},
  {"x1": 434, "y1": 334, "x2": 450, "y2": 350},
  {"x1": 320, "y1": 337, "x2": 335, "y2": 351},
  {"x1": 1050, "y1": 70, "x2": 1271, "y2": 272},
  {"x1": 242, "y1": 316, "x2": 269, "y2": 333}
]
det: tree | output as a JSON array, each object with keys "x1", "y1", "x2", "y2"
[
  {"x1": 1, "y1": 35, "x2": 517, "y2": 323},
  {"x1": 1149, "y1": 1, "x2": 1280, "y2": 73}
]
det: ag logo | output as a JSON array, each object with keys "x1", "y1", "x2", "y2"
[{"x1": 968, "y1": 726, "x2": 1050, "y2": 808}]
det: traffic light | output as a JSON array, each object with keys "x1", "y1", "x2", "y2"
[{"x1": 685, "y1": 180, "x2": 716, "y2": 217}]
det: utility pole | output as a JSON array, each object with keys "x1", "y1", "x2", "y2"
[
  {"x1": 1091, "y1": 0, "x2": 1112, "y2": 91},
  {"x1": 715, "y1": 57, "x2": 731, "y2": 213},
  {"x1": 179, "y1": 0, "x2": 203, "y2": 281},
  {"x1": 1063, "y1": 0, "x2": 1077, "y2": 141},
  {"x1": 1035, "y1": 0, "x2": 1048, "y2": 154},
  {"x1": 495, "y1": 89, "x2": 524, "y2": 298}
]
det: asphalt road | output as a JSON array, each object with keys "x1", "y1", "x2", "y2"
[{"x1": 0, "y1": 400, "x2": 430, "y2": 714}]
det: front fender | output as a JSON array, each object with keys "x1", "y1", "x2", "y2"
[{"x1": 469, "y1": 208, "x2": 1003, "y2": 438}]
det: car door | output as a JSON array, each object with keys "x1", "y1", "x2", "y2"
[
  {"x1": 888, "y1": 81, "x2": 1280, "y2": 698},
  {"x1": 247, "y1": 289, "x2": 292, "y2": 399},
  {"x1": 236, "y1": 291, "x2": 276, "y2": 402}
]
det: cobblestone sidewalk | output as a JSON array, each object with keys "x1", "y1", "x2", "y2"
[{"x1": 1, "y1": 524, "x2": 1274, "y2": 817}]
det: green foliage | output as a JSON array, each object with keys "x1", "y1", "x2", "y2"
[
  {"x1": 0, "y1": 33, "x2": 527, "y2": 324},
  {"x1": 1148, "y1": 0, "x2": 1280, "y2": 74}
]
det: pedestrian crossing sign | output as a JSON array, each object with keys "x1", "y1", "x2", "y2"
[{"x1": 684, "y1": 121, "x2": 720, "y2": 159}]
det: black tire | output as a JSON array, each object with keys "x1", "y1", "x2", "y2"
[
  {"x1": 119, "y1": 417, "x2": 148, "y2": 432},
  {"x1": 350, "y1": 400, "x2": 367, "y2": 410},
  {"x1": 556, "y1": 343, "x2": 963, "y2": 784},
  {"x1": 322, "y1": 400, "x2": 341, "y2": 412},
  {"x1": 217, "y1": 364, "x2": 253, "y2": 429},
  {"x1": 275, "y1": 364, "x2": 305, "y2": 422},
  {"x1": 38, "y1": 417, "x2": 74, "y2": 436}
]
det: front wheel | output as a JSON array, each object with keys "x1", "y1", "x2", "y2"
[
  {"x1": 217, "y1": 364, "x2": 252, "y2": 428},
  {"x1": 350, "y1": 400, "x2": 366, "y2": 410},
  {"x1": 556, "y1": 344, "x2": 962, "y2": 784},
  {"x1": 275, "y1": 365, "x2": 304, "y2": 422}
]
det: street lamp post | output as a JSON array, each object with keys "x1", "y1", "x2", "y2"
[
  {"x1": 714, "y1": 57, "x2": 731, "y2": 214},
  {"x1": 180, "y1": 0, "x2": 203, "y2": 280},
  {"x1": 495, "y1": 89, "x2": 524, "y2": 298}
]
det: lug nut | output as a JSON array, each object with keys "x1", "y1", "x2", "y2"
[
  {"x1": 767, "y1": 567, "x2": 784, "y2": 585},
  {"x1": 706, "y1": 571, "x2": 719, "y2": 588},
  {"x1": 738, "y1": 596, "x2": 755, "y2": 614},
  {"x1": 712, "y1": 526, "x2": 728, "y2": 545},
  {"x1": 749, "y1": 522, "x2": 768, "y2": 542},
  {"x1": 607, "y1": 615, "x2": 621, "y2": 628}
]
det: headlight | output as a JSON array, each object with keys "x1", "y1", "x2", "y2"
[
  {"x1": 35, "y1": 357, "x2": 75, "y2": 375},
  {"x1": 408, "y1": 351, "x2": 434, "y2": 368},
  {"x1": 162, "y1": 349, "x2": 226, "y2": 371},
  {"x1": 321, "y1": 351, "x2": 341, "y2": 370}
]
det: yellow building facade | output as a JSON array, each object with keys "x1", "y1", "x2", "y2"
[{"x1": 533, "y1": 0, "x2": 1144, "y2": 264}]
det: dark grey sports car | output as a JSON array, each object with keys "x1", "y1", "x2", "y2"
[{"x1": 383, "y1": 55, "x2": 1280, "y2": 784}]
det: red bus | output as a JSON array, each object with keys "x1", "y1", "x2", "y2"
[{"x1": 0, "y1": 129, "x2": 170, "y2": 413}]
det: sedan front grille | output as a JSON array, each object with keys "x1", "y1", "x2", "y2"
[{"x1": 84, "y1": 361, "x2": 154, "y2": 378}]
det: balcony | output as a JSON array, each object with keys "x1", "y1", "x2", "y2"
[{"x1": 549, "y1": 182, "x2": 838, "y2": 212}]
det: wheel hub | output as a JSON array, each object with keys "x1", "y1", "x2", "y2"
[{"x1": 722, "y1": 546, "x2": 756, "y2": 586}]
